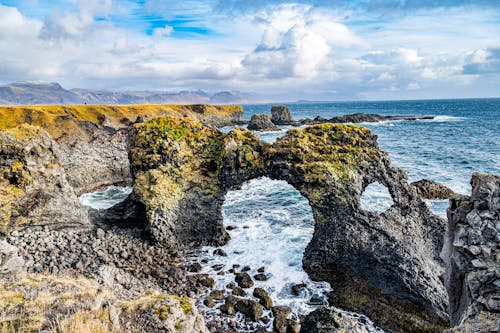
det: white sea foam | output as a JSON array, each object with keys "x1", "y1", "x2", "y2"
[
  {"x1": 79, "y1": 186, "x2": 132, "y2": 210},
  {"x1": 418, "y1": 115, "x2": 466, "y2": 122}
]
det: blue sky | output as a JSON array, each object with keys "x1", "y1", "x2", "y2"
[{"x1": 0, "y1": 0, "x2": 499, "y2": 101}]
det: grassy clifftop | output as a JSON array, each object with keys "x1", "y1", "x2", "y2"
[{"x1": 0, "y1": 104, "x2": 243, "y2": 140}]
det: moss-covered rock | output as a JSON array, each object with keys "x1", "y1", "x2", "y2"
[
  {"x1": 130, "y1": 117, "x2": 267, "y2": 246},
  {"x1": 0, "y1": 124, "x2": 89, "y2": 235}
]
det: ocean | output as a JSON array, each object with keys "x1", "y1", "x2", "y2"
[{"x1": 80, "y1": 98, "x2": 499, "y2": 331}]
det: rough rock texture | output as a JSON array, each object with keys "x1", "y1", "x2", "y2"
[
  {"x1": 271, "y1": 106, "x2": 294, "y2": 125},
  {"x1": 0, "y1": 124, "x2": 89, "y2": 234},
  {"x1": 130, "y1": 116, "x2": 267, "y2": 247},
  {"x1": 300, "y1": 307, "x2": 372, "y2": 333},
  {"x1": 0, "y1": 104, "x2": 243, "y2": 193},
  {"x1": 247, "y1": 114, "x2": 279, "y2": 132},
  {"x1": 412, "y1": 179, "x2": 455, "y2": 199},
  {"x1": 442, "y1": 173, "x2": 499, "y2": 332},
  {"x1": 299, "y1": 112, "x2": 434, "y2": 126},
  {"x1": 0, "y1": 240, "x2": 24, "y2": 277},
  {"x1": 267, "y1": 124, "x2": 449, "y2": 332}
]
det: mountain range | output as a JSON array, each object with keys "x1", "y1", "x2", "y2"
[{"x1": 0, "y1": 82, "x2": 247, "y2": 105}]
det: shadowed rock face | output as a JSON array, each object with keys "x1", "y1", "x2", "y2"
[
  {"x1": 412, "y1": 179, "x2": 455, "y2": 199},
  {"x1": 247, "y1": 114, "x2": 279, "y2": 132},
  {"x1": 271, "y1": 106, "x2": 294, "y2": 125},
  {"x1": 0, "y1": 125, "x2": 90, "y2": 235},
  {"x1": 442, "y1": 174, "x2": 499, "y2": 332},
  {"x1": 130, "y1": 118, "x2": 449, "y2": 331}
]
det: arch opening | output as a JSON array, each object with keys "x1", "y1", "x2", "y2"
[
  {"x1": 189, "y1": 176, "x2": 331, "y2": 329},
  {"x1": 360, "y1": 181, "x2": 394, "y2": 214},
  {"x1": 79, "y1": 186, "x2": 132, "y2": 210}
]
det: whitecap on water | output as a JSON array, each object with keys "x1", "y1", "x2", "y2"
[{"x1": 79, "y1": 186, "x2": 132, "y2": 210}]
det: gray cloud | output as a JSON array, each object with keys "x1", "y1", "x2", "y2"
[{"x1": 463, "y1": 48, "x2": 500, "y2": 75}]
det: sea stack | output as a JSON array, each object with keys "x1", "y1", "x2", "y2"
[
  {"x1": 271, "y1": 106, "x2": 294, "y2": 125},
  {"x1": 247, "y1": 114, "x2": 280, "y2": 131}
]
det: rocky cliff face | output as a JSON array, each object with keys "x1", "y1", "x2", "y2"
[
  {"x1": 442, "y1": 173, "x2": 499, "y2": 332},
  {"x1": 130, "y1": 117, "x2": 266, "y2": 246},
  {"x1": 0, "y1": 124, "x2": 89, "y2": 235}
]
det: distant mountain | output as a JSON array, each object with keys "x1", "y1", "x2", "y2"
[{"x1": 0, "y1": 82, "x2": 247, "y2": 105}]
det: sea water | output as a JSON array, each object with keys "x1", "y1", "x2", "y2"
[{"x1": 80, "y1": 98, "x2": 499, "y2": 330}]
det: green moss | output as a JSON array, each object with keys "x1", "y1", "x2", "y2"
[{"x1": 171, "y1": 296, "x2": 192, "y2": 314}]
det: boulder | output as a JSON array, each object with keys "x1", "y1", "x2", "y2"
[
  {"x1": 235, "y1": 272, "x2": 254, "y2": 288},
  {"x1": 271, "y1": 306, "x2": 292, "y2": 333},
  {"x1": 442, "y1": 173, "x2": 500, "y2": 332},
  {"x1": 247, "y1": 114, "x2": 279, "y2": 132},
  {"x1": 411, "y1": 179, "x2": 455, "y2": 199},
  {"x1": 300, "y1": 307, "x2": 370, "y2": 333},
  {"x1": 271, "y1": 106, "x2": 294, "y2": 125},
  {"x1": 253, "y1": 288, "x2": 273, "y2": 309},
  {"x1": 234, "y1": 298, "x2": 263, "y2": 321},
  {"x1": 0, "y1": 240, "x2": 24, "y2": 277}
]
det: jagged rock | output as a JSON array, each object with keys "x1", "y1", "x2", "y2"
[
  {"x1": 0, "y1": 124, "x2": 90, "y2": 234},
  {"x1": 442, "y1": 173, "x2": 500, "y2": 332},
  {"x1": 0, "y1": 240, "x2": 24, "y2": 277},
  {"x1": 297, "y1": 112, "x2": 435, "y2": 126},
  {"x1": 271, "y1": 106, "x2": 294, "y2": 125},
  {"x1": 268, "y1": 124, "x2": 449, "y2": 332},
  {"x1": 411, "y1": 179, "x2": 455, "y2": 199},
  {"x1": 130, "y1": 117, "x2": 267, "y2": 247},
  {"x1": 247, "y1": 114, "x2": 279, "y2": 132},
  {"x1": 300, "y1": 307, "x2": 370, "y2": 333},
  {"x1": 253, "y1": 288, "x2": 273, "y2": 309}
]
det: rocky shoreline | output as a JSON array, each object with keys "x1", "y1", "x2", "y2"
[{"x1": 0, "y1": 104, "x2": 498, "y2": 332}]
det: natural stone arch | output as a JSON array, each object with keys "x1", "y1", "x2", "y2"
[
  {"x1": 129, "y1": 116, "x2": 449, "y2": 332},
  {"x1": 359, "y1": 181, "x2": 394, "y2": 213}
]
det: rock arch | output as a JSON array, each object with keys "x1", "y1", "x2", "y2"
[{"x1": 129, "y1": 116, "x2": 449, "y2": 331}]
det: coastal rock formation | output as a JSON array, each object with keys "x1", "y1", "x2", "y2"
[
  {"x1": 271, "y1": 106, "x2": 294, "y2": 125},
  {"x1": 0, "y1": 124, "x2": 89, "y2": 235},
  {"x1": 267, "y1": 124, "x2": 448, "y2": 332},
  {"x1": 130, "y1": 116, "x2": 266, "y2": 246},
  {"x1": 442, "y1": 173, "x2": 499, "y2": 332},
  {"x1": 300, "y1": 307, "x2": 371, "y2": 333},
  {"x1": 247, "y1": 114, "x2": 279, "y2": 131},
  {"x1": 412, "y1": 179, "x2": 455, "y2": 199},
  {"x1": 0, "y1": 104, "x2": 243, "y2": 193},
  {"x1": 299, "y1": 112, "x2": 434, "y2": 126}
]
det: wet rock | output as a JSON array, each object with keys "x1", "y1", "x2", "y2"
[
  {"x1": 212, "y1": 264, "x2": 224, "y2": 271},
  {"x1": 411, "y1": 179, "x2": 454, "y2": 199},
  {"x1": 241, "y1": 265, "x2": 251, "y2": 272},
  {"x1": 442, "y1": 173, "x2": 500, "y2": 332},
  {"x1": 226, "y1": 225, "x2": 236, "y2": 231},
  {"x1": 292, "y1": 283, "x2": 306, "y2": 295},
  {"x1": 213, "y1": 248, "x2": 228, "y2": 257},
  {"x1": 232, "y1": 287, "x2": 247, "y2": 297},
  {"x1": 235, "y1": 299, "x2": 263, "y2": 322},
  {"x1": 257, "y1": 266, "x2": 265, "y2": 273},
  {"x1": 204, "y1": 296, "x2": 216, "y2": 308},
  {"x1": 188, "y1": 263, "x2": 202, "y2": 273},
  {"x1": 247, "y1": 114, "x2": 279, "y2": 132},
  {"x1": 271, "y1": 106, "x2": 294, "y2": 125},
  {"x1": 194, "y1": 274, "x2": 215, "y2": 288},
  {"x1": 209, "y1": 290, "x2": 225, "y2": 300},
  {"x1": 308, "y1": 297, "x2": 325, "y2": 306},
  {"x1": 253, "y1": 273, "x2": 268, "y2": 281},
  {"x1": 272, "y1": 306, "x2": 292, "y2": 333},
  {"x1": 253, "y1": 288, "x2": 273, "y2": 309},
  {"x1": 235, "y1": 272, "x2": 254, "y2": 288},
  {"x1": 300, "y1": 307, "x2": 370, "y2": 333}
]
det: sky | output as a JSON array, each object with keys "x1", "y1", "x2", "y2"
[{"x1": 0, "y1": 0, "x2": 499, "y2": 101}]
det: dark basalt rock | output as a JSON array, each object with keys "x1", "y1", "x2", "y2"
[
  {"x1": 271, "y1": 106, "x2": 294, "y2": 125},
  {"x1": 442, "y1": 173, "x2": 499, "y2": 332},
  {"x1": 297, "y1": 112, "x2": 435, "y2": 126},
  {"x1": 235, "y1": 272, "x2": 254, "y2": 288},
  {"x1": 411, "y1": 179, "x2": 455, "y2": 199},
  {"x1": 90, "y1": 193, "x2": 147, "y2": 228},
  {"x1": 300, "y1": 307, "x2": 372, "y2": 333},
  {"x1": 253, "y1": 288, "x2": 273, "y2": 309},
  {"x1": 247, "y1": 114, "x2": 280, "y2": 132}
]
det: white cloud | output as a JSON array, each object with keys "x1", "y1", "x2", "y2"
[{"x1": 153, "y1": 25, "x2": 174, "y2": 40}]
